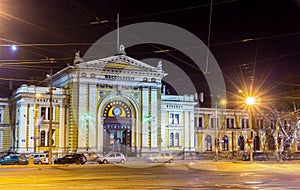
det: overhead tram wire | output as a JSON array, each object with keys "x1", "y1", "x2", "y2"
[
  {"x1": 0, "y1": 37, "x2": 66, "y2": 58},
  {"x1": 120, "y1": 0, "x2": 238, "y2": 21},
  {"x1": 67, "y1": 0, "x2": 238, "y2": 73},
  {"x1": 204, "y1": 0, "x2": 214, "y2": 74}
]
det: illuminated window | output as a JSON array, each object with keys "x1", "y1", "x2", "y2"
[
  {"x1": 169, "y1": 113, "x2": 179, "y2": 125},
  {"x1": 0, "y1": 108, "x2": 2, "y2": 124},
  {"x1": 222, "y1": 135, "x2": 229, "y2": 151},
  {"x1": 205, "y1": 135, "x2": 212, "y2": 151},
  {"x1": 175, "y1": 133, "x2": 179, "y2": 146},
  {"x1": 40, "y1": 107, "x2": 54, "y2": 120},
  {"x1": 238, "y1": 136, "x2": 244, "y2": 151},
  {"x1": 169, "y1": 133, "x2": 174, "y2": 146}
]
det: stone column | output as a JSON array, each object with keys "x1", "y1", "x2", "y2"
[
  {"x1": 78, "y1": 83, "x2": 87, "y2": 152},
  {"x1": 89, "y1": 84, "x2": 97, "y2": 152},
  {"x1": 189, "y1": 111, "x2": 195, "y2": 151},
  {"x1": 184, "y1": 111, "x2": 189, "y2": 151},
  {"x1": 58, "y1": 103, "x2": 65, "y2": 153},
  {"x1": 161, "y1": 108, "x2": 167, "y2": 151},
  {"x1": 27, "y1": 103, "x2": 35, "y2": 153},
  {"x1": 141, "y1": 87, "x2": 149, "y2": 152},
  {"x1": 150, "y1": 87, "x2": 158, "y2": 150},
  {"x1": 19, "y1": 103, "x2": 28, "y2": 152}
]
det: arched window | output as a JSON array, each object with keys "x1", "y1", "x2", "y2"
[
  {"x1": 268, "y1": 136, "x2": 275, "y2": 150},
  {"x1": 238, "y1": 136, "x2": 245, "y2": 151},
  {"x1": 169, "y1": 133, "x2": 174, "y2": 147},
  {"x1": 205, "y1": 135, "x2": 212, "y2": 151},
  {"x1": 175, "y1": 133, "x2": 179, "y2": 146},
  {"x1": 254, "y1": 136, "x2": 260, "y2": 151},
  {"x1": 222, "y1": 135, "x2": 229, "y2": 151}
]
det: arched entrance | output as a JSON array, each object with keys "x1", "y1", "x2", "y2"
[{"x1": 102, "y1": 100, "x2": 133, "y2": 155}]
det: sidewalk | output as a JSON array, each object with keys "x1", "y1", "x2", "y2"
[{"x1": 186, "y1": 160, "x2": 300, "y2": 173}]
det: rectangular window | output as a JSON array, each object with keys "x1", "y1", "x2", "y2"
[
  {"x1": 257, "y1": 119, "x2": 264, "y2": 129},
  {"x1": 241, "y1": 119, "x2": 245, "y2": 128},
  {"x1": 226, "y1": 118, "x2": 230, "y2": 128},
  {"x1": 210, "y1": 117, "x2": 214, "y2": 128},
  {"x1": 231, "y1": 118, "x2": 234, "y2": 128},
  {"x1": 194, "y1": 117, "x2": 197, "y2": 128},
  {"x1": 40, "y1": 107, "x2": 54, "y2": 121},
  {"x1": 199, "y1": 117, "x2": 203, "y2": 128},
  {"x1": 169, "y1": 113, "x2": 180, "y2": 125}
]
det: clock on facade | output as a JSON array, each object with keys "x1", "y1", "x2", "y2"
[{"x1": 113, "y1": 107, "x2": 122, "y2": 116}]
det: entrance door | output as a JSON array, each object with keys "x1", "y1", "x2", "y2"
[{"x1": 102, "y1": 101, "x2": 133, "y2": 155}]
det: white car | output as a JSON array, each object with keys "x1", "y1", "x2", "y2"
[
  {"x1": 146, "y1": 153, "x2": 174, "y2": 163},
  {"x1": 97, "y1": 152, "x2": 126, "y2": 164},
  {"x1": 31, "y1": 153, "x2": 49, "y2": 164}
]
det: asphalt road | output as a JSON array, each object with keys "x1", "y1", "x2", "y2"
[{"x1": 0, "y1": 161, "x2": 299, "y2": 189}]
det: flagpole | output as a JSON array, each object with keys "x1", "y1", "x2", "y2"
[{"x1": 117, "y1": 13, "x2": 119, "y2": 51}]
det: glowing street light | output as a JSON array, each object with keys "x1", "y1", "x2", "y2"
[
  {"x1": 245, "y1": 96, "x2": 256, "y2": 162},
  {"x1": 11, "y1": 45, "x2": 17, "y2": 51},
  {"x1": 245, "y1": 97, "x2": 256, "y2": 106}
]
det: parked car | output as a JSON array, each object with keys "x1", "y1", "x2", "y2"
[
  {"x1": 0, "y1": 154, "x2": 28, "y2": 165},
  {"x1": 31, "y1": 153, "x2": 49, "y2": 164},
  {"x1": 282, "y1": 152, "x2": 300, "y2": 160},
  {"x1": 146, "y1": 152, "x2": 174, "y2": 163},
  {"x1": 97, "y1": 152, "x2": 126, "y2": 164},
  {"x1": 241, "y1": 152, "x2": 269, "y2": 161},
  {"x1": 54, "y1": 153, "x2": 87, "y2": 165}
]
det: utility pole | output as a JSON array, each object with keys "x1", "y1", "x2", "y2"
[
  {"x1": 48, "y1": 69, "x2": 54, "y2": 164},
  {"x1": 249, "y1": 108, "x2": 253, "y2": 162},
  {"x1": 215, "y1": 98, "x2": 218, "y2": 161}
]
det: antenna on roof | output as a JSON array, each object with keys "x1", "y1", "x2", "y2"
[{"x1": 117, "y1": 13, "x2": 120, "y2": 52}]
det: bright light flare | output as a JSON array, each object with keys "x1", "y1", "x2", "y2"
[
  {"x1": 245, "y1": 97, "x2": 256, "y2": 106},
  {"x1": 11, "y1": 45, "x2": 17, "y2": 51}
]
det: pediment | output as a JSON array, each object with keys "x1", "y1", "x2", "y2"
[{"x1": 78, "y1": 54, "x2": 163, "y2": 72}]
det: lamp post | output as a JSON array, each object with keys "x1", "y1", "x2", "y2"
[
  {"x1": 214, "y1": 97, "x2": 226, "y2": 161},
  {"x1": 215, "y1": 99, "x2": 218, "y2": 161},
  {"x1": 246, "y1": 96, "x2": 256, "y2": 162}
]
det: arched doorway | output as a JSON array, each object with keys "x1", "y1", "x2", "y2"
[{"x1": 102, "y1": 100, "x2": 133, "y2": 155}]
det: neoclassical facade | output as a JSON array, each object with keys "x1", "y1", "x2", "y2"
[
  {"x1": 6, "y1": 47, "x2": 197, "y2": 157},
  {"x1": 1, "y1": 47, "x2": 299, "y2": 158}
]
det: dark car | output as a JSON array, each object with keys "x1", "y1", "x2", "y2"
[
  {"x1": 282, "y1": 152, "x2": 300, "y2": 161},
  {"x1": 242, "y1": 152, "x2": 269, "y2": 161},
  {"x1": 54, "y1": 153, "x2": 87, "y2": 165},
  {"x1": 0, "y1": 154, "x2": 28, "y2": 165}
]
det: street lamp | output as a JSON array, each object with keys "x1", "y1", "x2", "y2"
[
  {"x1": 215, "y1": 97, "x2": 226, "y2": 161},
  {"x1": 245, "y1": 96, "x2": 256, "y2": 162}
]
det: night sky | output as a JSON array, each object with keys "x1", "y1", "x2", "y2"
[{"x1": 0, "y1": 0, "x2": 299, "y2": 106}]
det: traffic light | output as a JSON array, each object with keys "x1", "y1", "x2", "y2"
[{"x1": 215, "y1": 138, "x2": 220, "y2": 146}]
